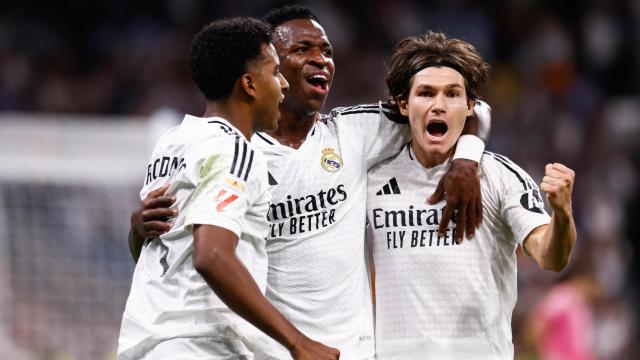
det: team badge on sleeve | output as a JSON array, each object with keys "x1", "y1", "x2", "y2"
[
  {"x1": 320, "y1": 147, "x2": 343, "y2": 173},
  {"x1": 521, "y1": 187, "x2": 544, "y2": 214},
  {"x1": 213, "y1": 188, "x2": 239, "y2": 212},
  {"x1": 212, "y1": 174, "x2": 246, "y2": 212}
]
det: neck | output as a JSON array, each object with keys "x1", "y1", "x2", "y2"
[
  {"x1": 266, "y1": 107, "x2": 319, "y2": 149},
  {"x1": 411, "y1": 141, "x2": 452, "y2": 168},
  {"x1": 203, "y1": 100, "x2": 253, "y2": 140}
]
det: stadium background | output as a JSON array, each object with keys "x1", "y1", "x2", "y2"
[{"x1": 1, "y1": 0, "x2": 639, "y2": 358}]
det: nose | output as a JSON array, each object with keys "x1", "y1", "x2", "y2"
[
  {"x1": 279, "y1": 73, "x2": 289, "y2": 92},
  {"x1": 431, "y1": 93, "x2": 446, "y2": 114},
  {"x1": 308, "y1": 48, "x2": 329, "y2": 68}
]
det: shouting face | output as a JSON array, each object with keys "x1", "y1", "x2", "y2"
[
  {"x1": 399, "y1": 66, "x2": 474, "y2": 168},
  {"x1": 272, "y1": 18, "x2": 335, "y2": 115}
]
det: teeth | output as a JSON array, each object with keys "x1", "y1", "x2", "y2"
[{"x1": 310, "y1": 75, "x2": 327, "y2": 81}]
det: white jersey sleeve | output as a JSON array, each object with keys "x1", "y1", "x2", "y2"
[
  {"x1": 329, "y1": 102, "x2": 411, "y2": 167},
  {"x1": 119, "y1": 116, "x2": 276, "y2": 359},
  {"x1": 184, "y1": 135, "x2": 261, "y2": 237},
  {"x1": 485, "y1": 152, "x2": 551, "y2": 245}
]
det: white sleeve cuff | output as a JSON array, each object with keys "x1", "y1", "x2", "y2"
[
  {"x1": 474, "y1": 100, "x2": 492, "y2": 142},
  {"x1": 453, "y1": 135, "x2": 485, "y2": 162}
]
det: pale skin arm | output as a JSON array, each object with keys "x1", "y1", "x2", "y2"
[{"x1": 523, "y1": 163, "x2": 577, "y2": 272}]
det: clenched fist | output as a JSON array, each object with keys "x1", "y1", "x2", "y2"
[
  {"x1": 540, "y1": 163, "x2": 575, "y2": 215},
  {"x1": 291, "y1": 335, "x2": 340, "y2": 360}
]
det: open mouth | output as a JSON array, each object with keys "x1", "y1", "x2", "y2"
[
  {"x1": 426, "y1": 120, "x2": 448, "y2": 137},
  {"x1": 306, "y1": 74, "x2": 329, "y2": 92}
]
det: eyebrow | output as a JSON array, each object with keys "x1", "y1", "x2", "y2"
[
  {"x1": 293, "y1": 39, "x2": 332, "y2": 48},
  {"x1": 415, "y1": 83, "x2": 464, "y2": 90}
]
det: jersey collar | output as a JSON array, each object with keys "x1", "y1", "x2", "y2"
[
  {"x1": 182, "y1": 115, "x2": 246, "y2": 140},
  {"x1": 406, "y1": 141, "x2": 453, "y2": 177}
]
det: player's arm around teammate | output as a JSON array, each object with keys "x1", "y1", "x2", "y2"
[
  {"x1": 128, "y1": 184, "x2": 175, "y2": 261},
  {"x1": 427, "y1": 100, "x2": 491, "y2": 242},
  {"x1": 522, "y1": 163, "x2": 576, "y2": 272}
]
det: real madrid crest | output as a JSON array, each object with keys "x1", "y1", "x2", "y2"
[{"x1": 320, "y1": 147, "x2": 343, "y2": 173}]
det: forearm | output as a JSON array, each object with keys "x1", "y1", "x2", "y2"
[
  {"x1": 197, "y1": 252, "x2": 301, "y2": 351},
  {"x1": 128, "y1": 229, "x2": 145, "y2": 263},
  {"x1": 538, "y1": 210, "x2": 576, "y2": 271}
]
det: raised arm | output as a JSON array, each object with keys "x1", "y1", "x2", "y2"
[
  {"x1": 429, "y1": 100, "x2": 492, "y2": 242},
  {"x1": 523, "y1": 163, "x2": 576, "y2": 272},
  {"x1": 128, "y1": 184, "x2": 176, "y2": 262},
  {"x1": 194, "y1": 225, "x2": 340, "y2": 360}
]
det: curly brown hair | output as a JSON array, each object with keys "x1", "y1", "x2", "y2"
[{"x1": 385, "y1": 31, "x2": 490, "y2": 107}]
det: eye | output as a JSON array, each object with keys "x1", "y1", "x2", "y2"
[
  {"x1": 323, "y1": 48, "x2": 333, "y2": 58},
  {"x1": 417, "y1": 90, "x2": 433, "y2": 97},
  {"x1": 294, "y1": 46, "x2": 308, "y2": 54},
  {"x1": 447, "y1": 90, "x2": 460, "y2": 97}
]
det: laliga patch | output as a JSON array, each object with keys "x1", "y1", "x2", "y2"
[
  {"x1": 520, "y1": 188, "x2": 544, "y2": 214},
  {"x1": 320, "y1": 147, "x2": 343, "y2": 173},
  {"x1": 223, "y1": 175, "x2": 246, "y2": 192},
  {"x1": 213, "y1": 188, "x2": 239, "y2": 212}
]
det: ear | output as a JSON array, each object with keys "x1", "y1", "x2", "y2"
[
  {"x1": 398, "y1": 98, "x2": 409, "y2": 116},
  {"x1": 466, "y1": 98, "x2": 475, "y2": 117},
  {"x1": 240, "y1": 73, "x2": 257, "y2": 99}
]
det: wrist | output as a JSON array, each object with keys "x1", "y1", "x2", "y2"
[
  {"x1": 130, "y1": 213, "x2": 140, "y2": 235},
  {"x1": 286, "y1": 331, "x2": 304, "y2": 352},
  {"x1": 130, "y1": 227, "x2": 144, "y2": 240},
  {"x1": 451, "y1": 158, "x2": 479, "y2": 171},
  {"x1": 453, "y1": 135, "x2": 485, "y2": 162},
  {"x1": 552, "y1": 205, "x2": 573, "y2": 222}
]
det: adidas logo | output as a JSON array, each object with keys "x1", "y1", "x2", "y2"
[
  {"x1": 268, "y1": 172, "x2": 278, "y2": 185},
  {"x1": 376, "y1": 177, "x2": 401, "y2": 195}
]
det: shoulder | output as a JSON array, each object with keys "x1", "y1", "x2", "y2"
[
  {"x1": 480, "y1": 151, "x2": 543, "y2": 208},
  {"x1": 325, "y1": 102, "x2": 406, "y2": 123},
  {"x1": 327, "y1": 103, "x2": 381, "y2": 118},
  {"x1": 481, "y1": 151, "x2": 533, "y2": 182},
  {"x1": 190, "y1": 132, "x2": 264, "y2": 173},
  {"x1": 187, "y1": 117, "x2": 252, "y2": 152},
  {"x1": 193, "y1": 135, "x2": 267, "y2": 190},
  {"x1": 227, "y1": 136, "x2": 266, "y2": 180},
  {"x1": 368, "y1": 143, "x2": 409, "y2": 177},
  {"x1": 178, "y1": 118, "x2": 241, "y2": 150}
]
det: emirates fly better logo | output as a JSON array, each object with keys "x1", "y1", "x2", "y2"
[{"x1": 320, "y1": 147, "x2": 343, "y2": 173}]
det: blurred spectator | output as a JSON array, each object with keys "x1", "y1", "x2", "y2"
[{"x1": 524, "y1": 254, "x2": 599, "y2": 360}]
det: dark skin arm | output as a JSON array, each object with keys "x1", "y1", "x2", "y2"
[
  {"x1": 128, "y1": 184, "x2": 177, "y2": 262},
  {"x1": 194, "y1": 225, "x2": 340, "y2": 360},
  {"x1": 428, "y1": 107, "x2": 483, "y2": 243}
]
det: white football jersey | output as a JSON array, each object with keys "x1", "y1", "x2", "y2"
[
  {"x1": 367, "y1": 144, "x2": 551, "y2": 360},
  {"x1": 118, "y1": 115, "x2": 279, "y2": 359},
  {"x1": 252, "y1": 102, "x2": 411, "y2": 359}
]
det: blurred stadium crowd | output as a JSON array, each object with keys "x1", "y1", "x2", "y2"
[{"x1": 1, "y1": 0, "x2": 639, "y2": 359}]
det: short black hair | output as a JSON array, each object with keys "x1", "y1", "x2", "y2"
[
  {"x1": 188, "y1": 17, "x2": 273, "y2": 100},
  {"x1": 262, "y1": 4, "x2": 319, "y2": 28}
]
